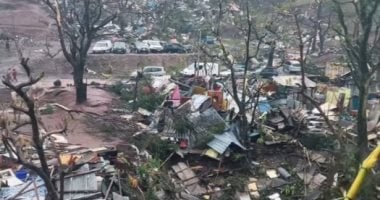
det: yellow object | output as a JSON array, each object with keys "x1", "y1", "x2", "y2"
[
  {"x1": 345, "y1": 146, "x2": 380, "y2": 200},
  {"x1": 59, "y1": 154, "x2": 80, "y2": 166},
  {"x1": 128, "y1": 176, "x2": 139, "y2": 189},
  {"x1": 248, "y1": 182, "x2": 258, "y2": 191},
  {"x1": 325, "y1": 87, "x2": 351, "y2": 107},
  {"x1": 192, "y1": 86, "x2": 207, "y2": 95},
  {"x1": 204, "y1": 149, "x2": 219, "y2": 160},
  {"x1": 222, "y1": 99, "x2": 229, "y2": 111}
]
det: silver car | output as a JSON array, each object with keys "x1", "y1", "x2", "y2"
[{"x1": 130, "y1": 66, "x2": 166, "y2": 78}]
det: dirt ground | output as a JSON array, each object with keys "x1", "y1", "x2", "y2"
[
  {"x1": 40, "y1": 86, "x2": 123, "y2": 148},
  {"x1": 0, "y1": 0, "x2": 193, "y2": 148}
]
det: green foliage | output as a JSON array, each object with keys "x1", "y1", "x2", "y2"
[
  {"x1": 109, "y1": 81, "x2": 165, "y2": 112},
  {"x1": 40, "y1": 104, "x2": 54, "y2": 115},
  {"x1": 137, "y1": 93, "x2": 165, "y2": 112},
  {"x1": 145, "y1": 188, "x2": 159, "y2": 200},
  {"x1": 281, "y1": 180, "x2": 304, "y2": 199},
  {"x1": 335, "y1": 144, "x2": 359, "y2": 187},
  {"x1": 109, "y1": 81, "x2": 125, "y2": 96},
  {"x1": 193, "y1": 133, "x2": 214, "y2": 149},
  {"x1": 146, "y1": 136, "x2": 178, "y2": 160},
  {"x1": 220, "y1": 175, "x2": 249, "y2": 200},
  {"x1": 231, "y1": 153, "x2": 245, "y2": 162},
  {"x1": 172, "y1": 116, "x2": 194, "y2": 134},
  {"x1": 208, "y1": 123, "x2": 226, "y2": 135},
  {"x1": 299, "y1": 134, "x2": 336, "y2": 151},
  {"x1": 166, "y1": 65, "x2": 182, "y2": 76},
  {"x1": 137, "y1": 158, "x2": 161, "y2": 187}
]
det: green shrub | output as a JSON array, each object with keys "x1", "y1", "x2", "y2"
[
  {"x1": 146, "y1": 136, "x2": 178, "y2": 160},
  {"x1": 40, "y1": 104, "x2": 54, "y2": 115},
  {"x1": 299, "y1": 134, "x2": 336, "y2": 151}
]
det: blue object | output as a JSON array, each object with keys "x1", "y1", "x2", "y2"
[
  {"x1": 15, "y1": 170, "x2": 28, "y2": 181},
  {"x1": 258, "y1": 101, "x2": 271, "y2": 113}
]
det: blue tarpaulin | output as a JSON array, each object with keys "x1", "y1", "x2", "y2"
[{"x1": 258, "y1": 101, "x2": 271, "y2": 113}]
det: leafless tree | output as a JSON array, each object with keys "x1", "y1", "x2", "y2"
[
  {"x1": 200, "y1": 0, "x2": 274, "y2": 144},
  {"x1": 333, "y1": 0, "x2": 380, "y2": 159},
  {"x1": 1, "y1": 58, "x2": 67, "y2": 200},
  {"x1": 293, "y1": 13, "x2": 337, "y2": 135},
  {"x1": 42, "y1": 0, "x2": 116, "y2": 103},
  {"x1": 308, "y1": 0, "x2": 333, "y2": 55}
]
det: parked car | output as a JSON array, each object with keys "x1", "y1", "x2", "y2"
[
  {"x1": 283, "y1": 60, "x2": 301, "y2": 73},
  {"x1": 259, "y1": 67, "x2": 279, "y2": 79},
  {"x1": 92, "y1": 40, "x2": 113, "y2": 54},
  {"x1": 112, "y1": 41, "x2": 128, "y2": 54},
  {"x1": 219, "y1": 64, "x2": 252, "y2": 78},
  {"x1": 143, "y1": 40, "x2": 164, "y2": 53},
  {"x1": 183, "y1": 44, "x2": 193, "y2": 53},
  {"x1": 130, "y1": 66, "x2": 166, "y2": 78},
  {"x1": 132, "y1": 41, "x2": 150, "y2": 53},
  {"x1": 202, "y1": 36, "x2": 216, "y2": 45},
  {"x1": 163, "y1": 43, "x2": 186, "y2": 53}
]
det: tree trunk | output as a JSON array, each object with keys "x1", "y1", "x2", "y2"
[
  {"x1": 357, "y1": 83, "x2": 369, "y2": 160},
  {"x1": 318, "y1": 34, "x2": 325, "y2": 55},
  {"x1": 240, "y1": 112, "x2": 249, "y2": 146},
  {"x1": 266, "y1": 41, "x2": 276, "y2": 67},
  {"x1": 318, "y1": 25, "x2": 325, "y2": 55},
  {"x1": 311, "y1": 35, "x2": 317, "y2": 53},
  {"x1": 133, "y1": 75, "x2": 140, "y2": 111},
  {"x1": 73, "y1": 66, "x2": 87, "y2": 104}
]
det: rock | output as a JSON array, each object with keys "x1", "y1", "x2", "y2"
[
  {"x1": 277, "y1": 167, "x2": 291, "y2": 179},
  {"x1": 53, "y1": 79, "x2": 62, "y2": 87}
]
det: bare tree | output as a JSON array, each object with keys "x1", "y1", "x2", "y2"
[
  {"x1": 1, "y1": 58, "x2": 67, "y2": 200},
  {"x1": 308, "y1": 0, "x2": 333, "y2": 55},
  {"x1": 42, "y1": 0, "x2": 116, "y2": 103},
  {"x1": 200, "y1": 0, "x2": 275, "y2": 144},
  {"x1": 333, "y1": 0, "x2": 380, "y2": 158}
]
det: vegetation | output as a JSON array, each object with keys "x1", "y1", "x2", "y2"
[
  {"x1": 333, "y1": 0, "x2": 380, "y2": 159},
  {"x1": 109, "y1": 81, "x2": 165, "y2": 112},
  {"x1": 146, "y1": 136, "x2": 178, "y2": 160}
]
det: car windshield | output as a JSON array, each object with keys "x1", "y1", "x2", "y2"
[
  {"x1": 136, "y1": 42, "x2": 147, "y2": 47},
  {"x1": 149, "y1": 41, "x2": 161, "y2": 46},
  {"x1": 263, "y1": 68, "x2": 273, "y2": 72},
  {"x1": 233, "y1": 64, "x2": 244, "y2": 69},
  {"x1": 234, "y1": 68, "x2": 244, "y2": 72},
  {"x1": 114, "y1": 42, "x2": 125, "y2": 48},
  {"x1": 144, "y1": 67, "x2": 162, "y2": 72},
  {"x1": 292, "y1": 63, "x2": 301, "y2": 67},
  {"x1": 95, "y1": 42, "x2": 108, "y2": 47}
]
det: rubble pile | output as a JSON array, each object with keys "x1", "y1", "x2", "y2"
[{"x1": 0, "y1": 65, "x2": 379, "y2": 200}]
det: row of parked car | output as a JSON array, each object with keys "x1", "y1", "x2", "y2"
[{"x1": 91, "y1": 40, "x2": 193, "y2": 54}]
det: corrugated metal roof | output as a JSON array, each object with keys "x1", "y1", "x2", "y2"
[
  {"x1": 57, "y1": 164, "x2": 98, "y2": 200},
  {"x1": 207, "y1": 131, "x2": 246, "y2": 154}
]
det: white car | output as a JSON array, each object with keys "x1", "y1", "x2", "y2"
[
  {"x1": 92, "y1": 40, "x2": 113, "y2": 54},
  {"x1": 283, "y1": 60, "x2": 301, "y2": 73},
  {"x1": 142, "y1": 40, "x2": 164, "y2": 53},
  {"x1": 130, "y1": 66, "x2": 166, "y2": 78}
]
